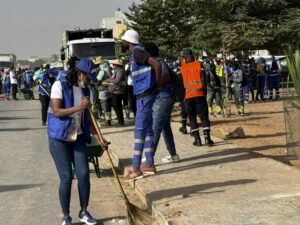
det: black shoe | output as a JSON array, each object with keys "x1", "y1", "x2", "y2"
[
  {"x1": 179, "y1": 126, "x2": 187, "y2": 134},
  {"x1": 192, "y1": 131, "x2": 202, "y2": 147},
  {"x1": 42, "y1": 122, "x2": 46, "y2": 126},
  {"x1": 204, "y1": 129, "x2": 214, "y2": 146}
]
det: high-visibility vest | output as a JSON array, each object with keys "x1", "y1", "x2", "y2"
[
  {"x1": 180, "y1": 61, "x2": 205, "y2": 99},
  {"x1": 216, "y1": 64, "x2": 224, "y2": 78},
  {"x1": 131, "y1": 45, "x2": 156, "y2": 95}
]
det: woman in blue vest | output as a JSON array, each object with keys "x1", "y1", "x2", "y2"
[{"x1": 48, "y1": 58, "x2": 98, "y2": 225}]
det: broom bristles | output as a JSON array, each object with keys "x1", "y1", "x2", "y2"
[{"x1": 126, "y1": 202, "x2": 152, "y2": 225}]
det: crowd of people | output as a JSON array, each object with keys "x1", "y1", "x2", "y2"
[{"x1": 0, "y1": 29, "x2": 284, "y2": 225}]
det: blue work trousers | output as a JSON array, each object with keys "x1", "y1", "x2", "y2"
[
  {"x1": 2, "y1": 83, "x2": 10, "y2": 98},
  {"x1": 152, "y1": 97, "x2": 177, "y2": 156},
  {"x1": 133, "y1": 94, "x2": 156, "y2": 169},
  {"x1": 256, "y1": 75, "x2": 266, "y2": 99},
  {"x1": 49, "y1": 135, "x2": 90, "y2": 215}
]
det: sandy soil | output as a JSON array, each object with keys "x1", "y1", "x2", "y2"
[{"x1": 172, "y1": 99, "x2": 300, "y2": 168}]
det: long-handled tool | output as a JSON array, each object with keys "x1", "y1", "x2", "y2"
[{"x1": 88, "y1": 108, "x2": 152, "y2": 225}]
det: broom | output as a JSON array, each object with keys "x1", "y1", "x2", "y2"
[{"x1": 88, "y1": 108, "x2": 152, "y2": 225}]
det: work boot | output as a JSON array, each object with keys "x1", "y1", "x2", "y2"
[
  {"x1": 179, "y1": 120, "x2": 188, "y2": 134},
  {"x1": 179, "y1": 126, "x2": 187, "y2": 134},
  {"x1": 204, "y1": 129, "x2": 214, "y2": 146},
  {"x1": 192, "y1": 131, "x2": 202, "y2": 147}
]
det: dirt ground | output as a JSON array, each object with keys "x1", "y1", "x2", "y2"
[{"x1": 172, "y1": 99, "x2": 300, "y2": 169}]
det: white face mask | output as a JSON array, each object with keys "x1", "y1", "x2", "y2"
[
  {"x1": 78, "y1": 74, "x2": 85, "y2": 88},
  {"x1": 78, "y1": 80, "x2": 85, "y2": 88}
]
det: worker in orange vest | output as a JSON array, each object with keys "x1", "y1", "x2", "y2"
[{"x1": 180, "y1": 49, "x2": 214, "y2": 146}]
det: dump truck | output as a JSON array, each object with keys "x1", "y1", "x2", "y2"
[
  {"x1": 60, "y1": 29, "x2": 116, "y2": 68},
  {"x1": 0, "y1": 54, "x2": 16, "y2": 70}
]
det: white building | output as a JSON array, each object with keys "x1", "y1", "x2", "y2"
[{"x1": 101, "y1": 9, "x2": 131, "y2": 39}]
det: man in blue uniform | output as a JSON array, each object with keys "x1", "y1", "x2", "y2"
[
  {"x1": 268, "y1": 55, "x2": 280, "y2": 100},
  {"x1": 121, "y1": 30, "x2": 162, "y2": 182}
]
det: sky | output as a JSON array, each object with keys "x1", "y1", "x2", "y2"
[{"x1": 0, "y1": 0, "x2": 139, "y2": 59}]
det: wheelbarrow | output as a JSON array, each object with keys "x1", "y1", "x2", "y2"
[
  {"x1": 86, "y1": 137, "x2": 104, "y2": 178},
  {"x1": 72, "y1": 137, "x2": 104, "y2": 179}
]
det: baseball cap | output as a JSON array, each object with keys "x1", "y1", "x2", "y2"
[{"x1": 75, "y1": 59, "x2": 98, "y2": 83}]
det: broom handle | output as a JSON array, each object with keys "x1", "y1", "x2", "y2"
[{"x1": 88, "y1": 108, "x2": 129, "y2": 202}]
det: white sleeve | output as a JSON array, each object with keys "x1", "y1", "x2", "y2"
[{"x1": 51, "y1": 81, "x2": 63, "y2": 99}]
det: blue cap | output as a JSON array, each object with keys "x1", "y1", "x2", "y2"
[{"x1": 75, "y1": 59, "x2": 98, "y2": 83}]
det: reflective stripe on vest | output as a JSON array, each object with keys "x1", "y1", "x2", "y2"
[
  {"x1": 180, "y1": 61, "x2": 204, "y2": 99},
  {"x1": 131, "y1": 45, "x2": 156, "y2": 95},
  {"x1": 132, "y1": 67, "x2": 152, "y2": 77},
  {"x1": 184, "y1": 80, "x2": 202, "y2": 87},
  {"x1": 186, "y1": 88, "x2": 204, "y2": 93}
]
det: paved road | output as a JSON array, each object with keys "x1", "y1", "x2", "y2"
[{"x1": 0, "y1": 96, "x2": 126, "y2": 225}]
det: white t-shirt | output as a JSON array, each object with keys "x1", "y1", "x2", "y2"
[
  {"x1": 10, "y1": 71, "x2": 18, "y2": 84},
  {"x1": 51, "y1": 81, "x2": 86, "y2": 135}
]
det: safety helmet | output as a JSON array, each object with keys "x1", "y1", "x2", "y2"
[{"x1": 121, "y1": 30, "x2": 139, "y2": 45}]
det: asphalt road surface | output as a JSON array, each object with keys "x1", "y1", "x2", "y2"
[{"x1": 0, "y1": 96, "x2": 125, "y2": 225}]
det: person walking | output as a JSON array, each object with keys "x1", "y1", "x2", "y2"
[
  {"x1": 144, "y1": 42, "x2": 180, "y2": 163},
  {"x1": 268, "y1": 55, "x2": 280, "y2": 100},
  {"x1": 96, "y1": 59, "x2": 113, "y2": 126},
  {"x1": 23, "y1": 69, "x2": 35, "y2": 100},
  {"x1": 10, "y1": 69, "x2": 18, "y2": 100},
  {"x1": 35, "y1": 64, "x2": 55, "y2": 125},
  {"x1": 107, "y1": 59, "x2": 127, "y2": 126},
  {"x1": 256, "y1": 57, "x2": 267, "y2": 101},
  {"x1": 232, "y1": 62, "x2": 245, "y2": 115},
  {"x1": 2, "y1": 69, "x2": 11, "y2": 100},
  {"x1": 206, "y1": 62, "x2": 223, "y2": 116},
  {"x1": 247, "y1": 57, "x2": 257, "y2": 103},
  {"x1": 180, "y1": 49, "x2": 214, "y2": 147},
  {"x1": 48, "y1": 58, "x2": 98, "y2": 225},
  {"x1": 121, "y1": 30, "x2": 162, "y2": 182}
]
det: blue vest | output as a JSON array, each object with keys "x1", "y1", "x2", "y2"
[
  {"x1": 47, "y1": 81, "x2": 92, "y2": 144},
  {"x1": 131, "y1": 45, "x2": 156, "y2": 95},
  {"x1": 38, "y1": 74, "x2": 51, "y2": 95}
]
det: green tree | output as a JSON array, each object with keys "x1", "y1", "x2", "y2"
[
  {"x1": 192, "y1": 0, "x2": 300, "y2": 54},
  {"x1": 126, "y1": 0, "x2": 195, "y2": 60},
  {"x1": 127, "y1": 0, "x2": 300, "y2": 57}
]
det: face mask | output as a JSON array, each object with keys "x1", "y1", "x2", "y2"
[{"x1": 78, "y1": 80, "x2": 85, "y2": 88}]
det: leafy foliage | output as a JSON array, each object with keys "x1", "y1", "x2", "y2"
[{"x1": 127, "y1": 0, "x2": 300, "y2": 59}]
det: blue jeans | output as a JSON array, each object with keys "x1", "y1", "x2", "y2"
[
  {"x1": 49, "y1": 135, "x2": 90, "y2": 215},
  {"x1": 152, "y1": 97, "x2": 177, "y2": 156},
  {"x1": 133, "y1": 94, "x2": 156, "y2": 169}
]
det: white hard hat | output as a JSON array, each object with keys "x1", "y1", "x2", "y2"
[{"x1": 121, "y1": 30, "x2": 139, "y2": 44}]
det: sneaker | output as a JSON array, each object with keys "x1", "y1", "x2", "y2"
[
  {"x1": 62, "y1": 216, "x2": 73, "y2": 225},
  {"x1": 140, "y1": 164, "x2": 157, "y2": 175},
  {"x1": 124, "y1": 168, "x2": 144, "y2": 182},
  {"x1": 161, "y1": 154, "x2": 180, "y2": 163},
  {"x1": 79, "y1": 211, "x2": 97, "y2": 225}
]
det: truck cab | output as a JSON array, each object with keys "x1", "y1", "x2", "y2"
[{"x1": 61, "y1": 29, "x2": 116, "y2": 68}]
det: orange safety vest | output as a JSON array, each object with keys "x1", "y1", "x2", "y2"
[{"x1": 180, "y1": 61, "x2": 204, "y2": 99}]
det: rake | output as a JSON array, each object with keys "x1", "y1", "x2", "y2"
[{"x1": 88, "y1": 108, "x2": 152, "y2": 225}]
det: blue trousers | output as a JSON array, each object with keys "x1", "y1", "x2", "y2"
[
  {"x1": 269, "y1": 75, "x2": 280, "y2": 99},
  {"x1": 2, "y1": 83, "x2": 10, "y2": 98},
  {"x1": 133, "y1": 94, "x2": 156, "y2": 169},
  {"x1": 49, "y1": 135, "x2": 90, "y2": 215},
  {"x1": 152, "y1": 97, "x2": 177, "y2": 156},
  {"x1": 256, "y1": 75, "x2": 266, "y2": 99},
  {"x1": 243, "y1": 85, "x2": 249, "y2": 102}
]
